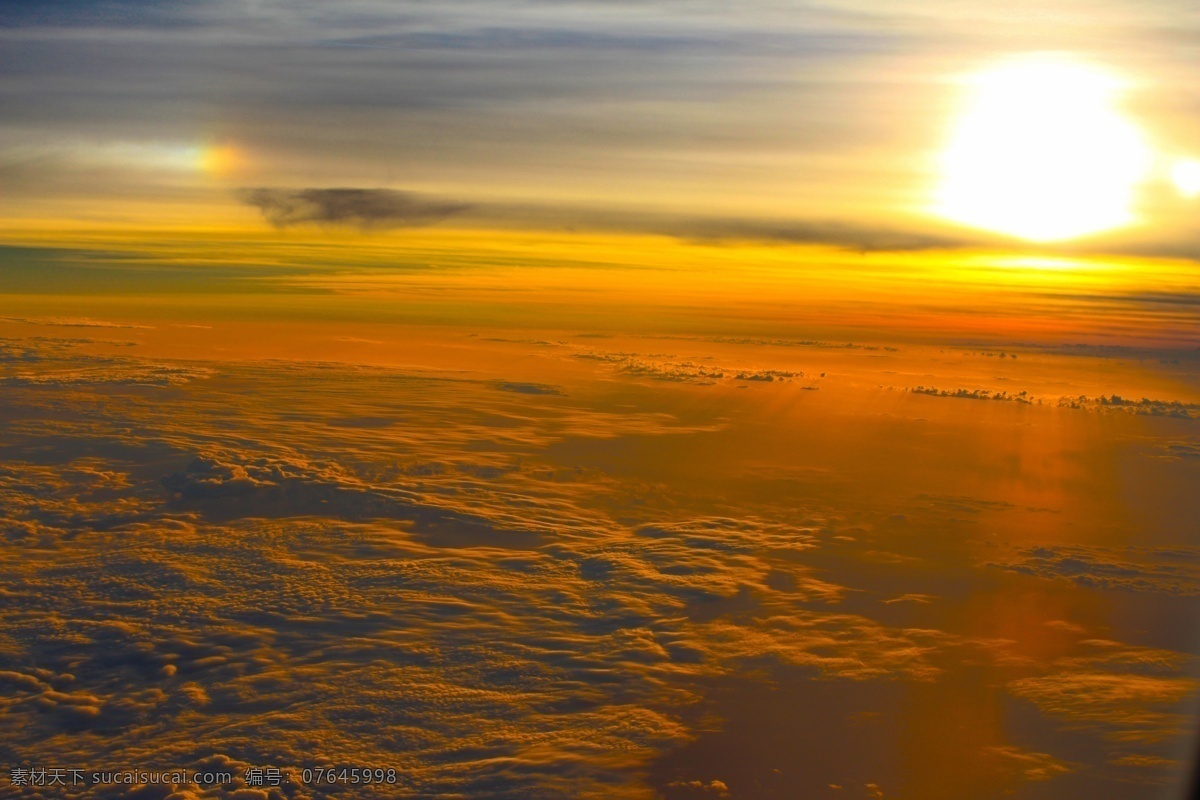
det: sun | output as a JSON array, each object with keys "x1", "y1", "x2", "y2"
[{"x1": 934, "y1": 55, "x2": 1151, "y2": 242}]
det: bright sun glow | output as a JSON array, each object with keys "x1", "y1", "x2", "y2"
[
  {"x1": 1172, "y1": 159, "x2": 1200, "y2": 197},
  {"x1": 199, "y1": 144, "x2": 242, "y2": 175},
  {"x1": 935, "y1": 55, "x2": 1151, "y2": 242}
]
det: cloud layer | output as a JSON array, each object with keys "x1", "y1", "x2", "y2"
[{"x1": 1, "y1": 329, "x2": 1197, "y2": 798}]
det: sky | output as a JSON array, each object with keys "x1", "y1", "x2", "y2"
[
  {"x1": 2, "y1": 3, "x2": 1200, "y2": 800},
  {"x1": 2, "y1": 0, "x2": 1199, "y2": 259},
  {"x1": 2, "y1": 1, "x2": 1200, "y2": 351}
]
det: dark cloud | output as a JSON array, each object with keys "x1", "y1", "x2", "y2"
[
  {"x1": 237, "y1": 185, "x2": 986, "y2": 250},
  {"x1": 478, "y1": 197, "x2": 992, "y2": 251},
  {"x1": 239, "y1": 188, "x2": 469, "y2": 230},
  {"x1": 654, "y1": 216, "x2": 982, "y2": 251}
]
